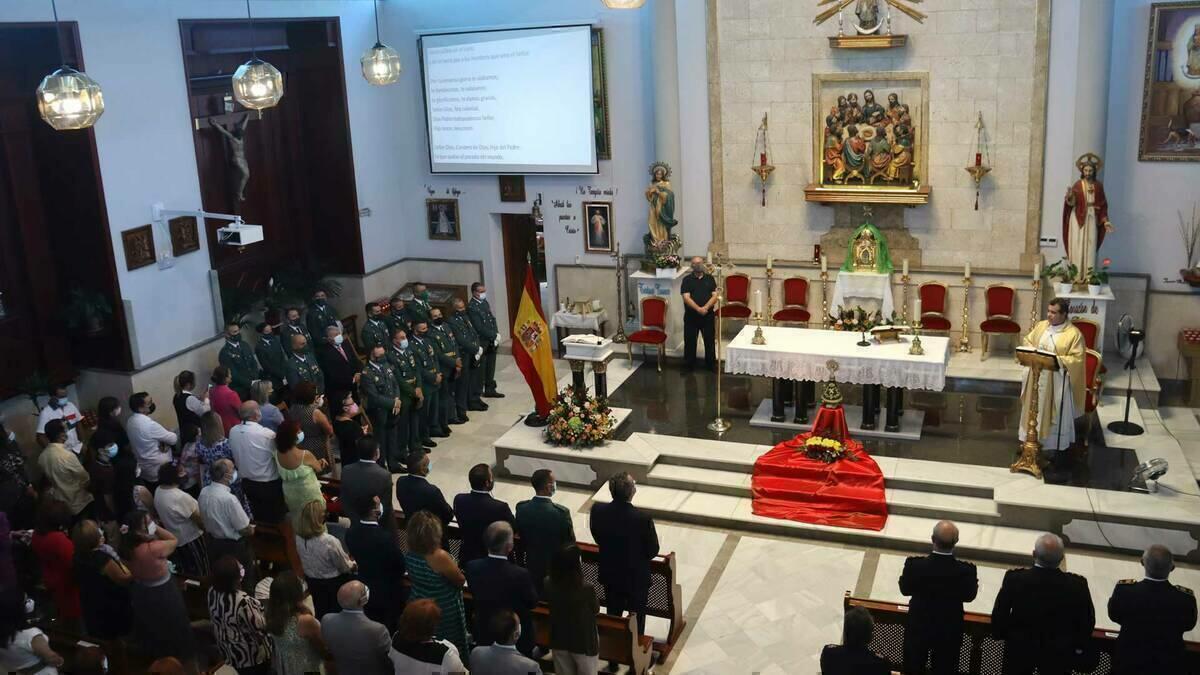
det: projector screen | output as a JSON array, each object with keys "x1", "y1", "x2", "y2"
[{"x1": 419, "y1": 25, "x2": 598, "y2": 175}]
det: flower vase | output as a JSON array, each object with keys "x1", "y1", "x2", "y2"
[
  {"x1": 1088, "y1": 284, "x2": 1101, "y2": 295},
  {"x1": 1056, "y1": 282, "x2": 1073, "y2": 295},
  {"x1": 655, "y1": 266, "x2": 678, "y2": 278}
]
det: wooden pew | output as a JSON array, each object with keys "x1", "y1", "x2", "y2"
[{"x1": 532, "y1": 605, "x2": 654, "y2": 675}]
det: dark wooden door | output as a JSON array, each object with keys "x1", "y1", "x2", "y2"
[{"x1": 500, "y1": 214, "x2": 539, "y2": 330}]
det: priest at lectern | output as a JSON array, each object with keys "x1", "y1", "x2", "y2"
[{"x1": 1018, "y1": 298, "x2": 1086, "y2": 454}]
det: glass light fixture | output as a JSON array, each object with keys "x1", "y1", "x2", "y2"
[
  {"x1": 232, "y1": 0, "x2": 283, "y2": 116},
  {"x1": 36, "y1": 0, "x2": 104, "y2": 130},
  {"x1": 361, "y1": 0, "x2": 401, "y2": 86},
  {"x1": 602, "y1": 0, "x2": 646, "y2": 7}
]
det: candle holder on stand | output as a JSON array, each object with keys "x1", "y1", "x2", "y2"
[
  {"x1": 909, "y1": 318, "x2": 925, "y2": 356},
  {"x1": 708, "y1": 254, "x2": 732, "y2": 433},
  {"x1": 820, "y1": 270, "x2": 830, "y2": 328},
  {"x1": 610, "y1": 243, "x2": 628, "y2": 344},
  {"x1": 752, "y1": 312, "x2": 767, "y2": 345},
  {"x1": 958, "y1": 277, "x2": 972, "y2": 353}
]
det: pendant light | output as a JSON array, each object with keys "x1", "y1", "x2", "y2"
[
  {"x1": 231, "y1": 0, "x2": 283, "y2": 117},
  {"x1": 602, "y1": 0, "x2": 646, "y2": 8},
  {"x1": 36, "y1": 0, "x2": 104, "y2": 130},
  {"x1": 361, "y1": 0, "x2": 402, "y2": 86}
]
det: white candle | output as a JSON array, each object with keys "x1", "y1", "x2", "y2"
[
  {"x1": 1033, "y1": 263, "x2": 1040, "y2": 281},
  {"x1": 707, "y1": 251, "x2": 712, "y2": 265},
  {"x1": 754, "y1": 289, "x2": 763, "y2": 316},
  {"x1": 964, "y1": 262, "x2": 971, "y2": 279},
  {"x1": 902, "y1": 258, "x2": 909, "y2": 276},
  {"x1": 914, "y1": 298, "x2": 922, "y2": 320},
  {"x1": 766, "y1": 255, "x2": 773, "y2": 270},
  {"x1": 821, "y1": 255, "x2": 827, "y2": 272}
]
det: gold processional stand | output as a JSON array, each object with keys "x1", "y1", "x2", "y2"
[
  {"x1": 708, "y1": 254, "x2": 732, "y2": 433},
  {"x1": 1012, "y1": 349, "x2": 1059, "y2": 478}
]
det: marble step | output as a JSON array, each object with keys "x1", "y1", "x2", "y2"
[
  {"x1": 644, "y1": 464, "x2": 1002, "y2": 524},
  {"x1": 592, "y1": 483, "x2": 1039, "y2": 565}
]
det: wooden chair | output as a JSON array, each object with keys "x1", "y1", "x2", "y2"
[
  {"x1": 1083, "y1": 347, "x2": 1105, "y2": 443},
  {"x1": 1073, "y1": 318, "x2": 1099, "y2": 352},
  {"x1": 772, "y1": 276, "x2": 811, "y2": 325},
  {"x1": 716, "y1": 272, "x2": 752, "y2": 320},
  {"x1": 979, "y1": 284, "x2": 1021, "y2": 360},
  {"x1": 917, "y1": 282, "x2": 952, "y2": 332},
  {"x1": 628, "y1": 296, "x2": 668, "y2": 372}
]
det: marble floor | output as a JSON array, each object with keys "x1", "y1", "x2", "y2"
[{"x1": 392, "y1": 351, "x2": 1200, "y2": 674}]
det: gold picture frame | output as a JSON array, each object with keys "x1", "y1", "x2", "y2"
[
  {"x1": 592, "y1": 27, "x2": 612, "y2": 161},
  {"x1": 1138, "y1": 1, "x2": 1200, "y2": 162},
  {"x1": 582, "y1": 201, "x2": 613, "y2": 252},
  {"x1": 807, "y1": 71, "x2": 931, "y2": 203}
]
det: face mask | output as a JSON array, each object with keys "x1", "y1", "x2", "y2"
[
  {"x1": 231, "y1": 469, "x2": 239, "y2": 483},
  {"x1": 112, "y1": 408, "x2": 122, "y2": 418},
  {"x1": 106, "y1": 444, "x2": 119, "y2": 459},
  {"x1": 426, "y1": 460, "x2": 433, "y2": 474},
  {"x1": 147, "y1": 403, "x2": 157, "y2": 415},
  {"x1": 419, "y1": 291, "x2": 430, "y2": 301},
  {"x1": 432, "y1": 317, "x2": 444, "y2": 326},
  {"x1": 371, "y1": 355, "x2": 385, "y2": 365},
  {"x1": 692, "y1": 264, "x2": 704, "y2": 273},
  {"x1": 361, "y1": 586, "x2": 370, "y2": 606},
  {"x1": 346, "y1": 403, "x2": 360, "y2": 416},
  {"x1": 296, "y1": 431, "x2": 306, "y2": 445},
  {"x1": 398, "y1": 339, "x2": 409, "y2": 350},
  {"x1": 227, "y1": 334, "x2": 239, "y2": 342},
  {"x1": 23, "y1": 597, "x2": 34, "y2": 615},
  {"x1": 238, "y1": 563, "x2": 246, "y2": 580},
  {"x1": 314, "y1": 298, "x2": 326, "y2": 306},
  {"x1": 56, "y1": 397, "x2": 69, "y2": 408},
  {"x1": 548, "y1": 484, "x2": 557, "y2": 497},
  {"x1": 333, "y1": 334, "x2": 344, "y2": 346},
  {"x1": 146, "y1": 521, "x2": 158, "y2": 537},
  {"x1": 477, "y1": 292, "x2": 487, "y2": 301}
]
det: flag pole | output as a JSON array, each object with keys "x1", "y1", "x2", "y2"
[{"x1": 517, "y1": 251, "x2": 552, "y2": 427}]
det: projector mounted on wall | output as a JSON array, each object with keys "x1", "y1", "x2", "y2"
[{"x1": 151, "y1": 202, "x2": 264, "y2": 248}]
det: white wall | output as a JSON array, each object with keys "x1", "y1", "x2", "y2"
[{"x1": 1103, "y1": 0, "x2": 1200, "y2": 291}]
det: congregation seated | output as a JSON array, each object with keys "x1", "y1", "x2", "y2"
[
  {"x1": 454, "y1": 462, "x2": 516, "y2": 565},
  {"x1": 321, "y1": 580, "x2": 393, "y2": 675},
  {"x1": 395, "y1": 451, "x2": 454, "y2": 526},
  {"x1": 820, "y1": 606, "x2": 898, "y2": 675}
]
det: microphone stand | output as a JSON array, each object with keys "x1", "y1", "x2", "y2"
[{"x1": 1107, "y1": 329, "x2": 1145, "y2": 436}]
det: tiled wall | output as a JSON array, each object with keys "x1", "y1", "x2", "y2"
[{"x1": 712, "y1": 0, "x2": 1043, "y2": 270}]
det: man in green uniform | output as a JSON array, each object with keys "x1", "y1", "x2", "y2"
[
  {"x1": 218, "y1": 320, "x2": 259, "y2": 400},
  {"x1": 409, "y1": 320, "x2": 443, "y2": 447},
  {"x1": 468, "y1": 282, "x2": 504, "y2": 398},
  {"x1": 361, "y1": 345, "x2": 404, "y2": 472},
  {"x1": 281, "y1": 307, "x2": 315, "y2": 357},
  {"x1": 360, "y1": 301, "x2": 390, "y2": 353},
  {"x1": 305, "y1": 289, "x2": 339, "y2": 343},
  {"x1": 286, "y1": 334, "x2": 325, "y2": 395},
  {"x1": 385, "y1": 326, "x2": 424, "y2": 456},
  {"x1": 404, "y1": 282, "x2": 433, "y2": 328},
  {"x1": 429, "y1": 308, "x2": 465, "y2": 428},
  {"x1": 385, "y1": 296, "x2": 410, "y2": 338},
  {"x1": 449, "y1": 298, "x2": 487, "y2": 413},
  {"x1": 254, "y1": 321, "x2": 287, "y2": 394},
  {"x1": 515, "y1": 469, "x2": 575, "y2": 597}
]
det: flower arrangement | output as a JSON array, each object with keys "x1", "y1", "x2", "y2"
[
  {"x1": 543, "y1": 386, "x2": 615, "y2": 449},
  {"x1": 804, "y1": 435, "x2": 846, "y2": 463},
  {"x1": 1084, "y1": 259, "x2": 1110, "y2": 286},
  {"x1": 647, "y1": 234, "x2": 682, "y2": 269},
  {"x1": 828, "y1": 305, "x2": 886, "y2": 331}
]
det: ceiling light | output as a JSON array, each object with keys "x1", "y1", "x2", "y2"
[
  {"x1": 361, "y1": 0, "x2": 402, "y2": 86},
  {"x1": 602, "y1": 0, "x2": 647, "y2": 8},
  {"x1": 231, "y1": 0, "x2": 283, "y2": 116},
  {"x1": 36, "y1": 0, "x2": 104, "y2": 130}
]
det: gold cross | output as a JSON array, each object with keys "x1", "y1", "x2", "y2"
[{"x1": 862, "y1": 205, "x2": 873, "y2": 220}]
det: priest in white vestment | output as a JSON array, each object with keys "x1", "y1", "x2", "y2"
[{"x1": 1018, "y1": 298, "x2": 1086, "y2": 452}]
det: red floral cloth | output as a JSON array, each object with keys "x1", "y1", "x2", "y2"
[{"x1": 751, "y1": 406, "x2": 888, "y2": 531}]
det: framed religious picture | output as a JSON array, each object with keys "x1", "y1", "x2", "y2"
[
  {"x1": 806, "y1": 71, "x2": 931, "y2": 203},
  {"x1": 498, "y1": 175, "x2": 526, "y2": 202},
  {"x1": 168, "y1": 216, "x2": 200, "y2": 256},
  {"x1": 1138, "y1": 1, "x2": 1200, "y2": 161},
  {"x1": 592, "y1": 28, "x2": 612, "y2": 161},
  {"x1": 582, "y1": 201, "x2": 613, "y2": 252},
  {"x1": 121, "y1": 225, "x2": 156, "y2": 270},
  {"x1": 426, "y1": 198, "x2": 461, "y2": 240}
]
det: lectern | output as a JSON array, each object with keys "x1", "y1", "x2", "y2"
[{"x1": 1012, "y1": 346, "x2": 1059, "y2": 478}]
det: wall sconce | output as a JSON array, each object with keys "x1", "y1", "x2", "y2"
[
  {"x1": 751, "y1": 112, "x2": 775, "y2": 207},
  {"x1": 531, "y1": 193, "x2": 544, "y2": 227},
  {"x1": 964, "y1": 111, "x2": 992, "y2": 210}
]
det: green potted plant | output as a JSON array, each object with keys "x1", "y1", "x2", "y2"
[
  {"x1": 1085, "y1": 259, "x2": 1110, "y2": 295},
  {"x1": 1042, "y1": 258, "x2": 1076, "y2": 295},
  {"x1": 61, "y1": 287, "x2": 113, "y2": 336}
]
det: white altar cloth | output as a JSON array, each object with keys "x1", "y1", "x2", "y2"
[
  {"x1": 830, "y1": 270, "x2": 895, "y2": 318},
  {"x1": 550, "y1": 309, "x2": 608, "y2": 333},
  {"x1": 725, "y1": 325, "x2": 950, "y2": 391}
]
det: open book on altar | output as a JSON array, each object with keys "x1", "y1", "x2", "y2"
[{"x1": 1015, "y1": 346, "x2": 1060, "y2": 370}]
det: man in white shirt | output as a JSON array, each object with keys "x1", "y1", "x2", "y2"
[
  {"x1": 199, "y1": 459, "x2": 256, "y2": 590},
  {"x1": 125, "y1": 392, "x2": 177, "y2": 488},
  {"x1": 228, "y1": 401, "x2": 286, "y2": 523},
  {"x1": 36, "y1": 384, "x2": 83, "y2": 454},
  {"x1": 152, "y1": 464, "x2": 208, "y2": 576}
]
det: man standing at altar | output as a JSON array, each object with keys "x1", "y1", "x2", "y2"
[
  {"x1": 1018, "y1": 298, "x2": 1086, "y2": 461},
  {"x1": 681, "y1": 256, "x2": 717, "y2": 371}
]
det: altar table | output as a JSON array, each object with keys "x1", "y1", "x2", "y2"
[
  {"x1": 830, "y1": 270, "x2": 895, "y2": 317},
  {"x1": 726, "y1": 325, "x2": 950, "y2": 432}
]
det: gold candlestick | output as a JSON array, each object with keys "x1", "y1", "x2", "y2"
[
  {"x1": 708, "y1": 255, "x2": 732, "y2": 433},
  {"x1": 820, "y1": 270, "x2": 830, "y2": 328},
  {"x1": 900, "y1": 273, "x2": 911, "y2": 324},
  {"x1": 1029, "y1": 278, "x2": 1040, "y2": 332},
  {"x1": 752, "y1": 311, "x2": 767, "y2": 345},
  {"x1": 610, "y1": 243, "x2": 627, "y2": 344},
  {"x1": 958, "y1": 277, "x2": 972, "y2": 353},
  {"x1": 765, "y1": 266, "x2": 775, "y2": 325},
  {"x1": 909, "y1": 318, "x2": 924, "y2": 355}
]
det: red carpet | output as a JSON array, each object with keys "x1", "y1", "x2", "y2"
[{"x1": 751, "y1": 407, "x2": 888, "y2": 531}]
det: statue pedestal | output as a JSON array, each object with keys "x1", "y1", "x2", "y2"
[
  {"x1": 1060, "y1": 287, "x2": 1116, "y2": 353},
  {"x1": 631, "y1": 268, "x2": 689, "y2": 355}
]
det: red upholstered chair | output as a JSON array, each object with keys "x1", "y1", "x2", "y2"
[
  {"x1": 917, "y1": 282, "x2": 952, "y2": 332},
  {"x1": 979, "y1": 284, "x2": 1021, "y2": 360},
  {"x1": 628, "y1": 296, "x2": 668, "y2": 372},
  {"x1": 772, "y1": 276, "x2": 811, "y2": 325},
  {"x1": 716, "y1": 273, "x2": 752, "y2": 320},
  {"x1": 1084, "y1": 348, "x2": 1105, "y2": 442},
  {"x1": 1073, "y1": 318, "x2": 1099, "y2": 352}
]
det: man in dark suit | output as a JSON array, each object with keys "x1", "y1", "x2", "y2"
[
  {"x1": 1107, "y1": 544, "x2": 1197, "y2": 675},
  {"x1": 991, "y1": 533, "x2": 1095, "y2": 675},
  {"x1": 315, "y1": 324, "x2": 360, "y2": 406},
  {"x1": 899, "y1": 520, "x2": 978, "y2": 674},
  {"x1": 339, "y1": 436, "x2": 393, "y2": 524},
  {"x1": 820, "y1": 607, "x2": 894, "y2": 675},
  {"x1": 453, "y1": 463, "x2": 515, "y2": 564},
  {"x1": 467, "y1": 282, "x2": 504, "y2": 398},
  {"x1": 320, "y1": 580, "x2": 393, "y2": 675},
  {"x1": 464, "y1": 522, "x2": 537, "y2": 655},
  {"x1": 515, "y1": 469, "x2": 575, "y2": 597},
  {"x1": 345, "y1": 494, "x2": 407, "y2": 631},
  {"x1": 589, "y1": 471, "x2": 660, "y2": 636},
  {"x1": 394, "y1": 451, "x2": 453, "y2": 526}
]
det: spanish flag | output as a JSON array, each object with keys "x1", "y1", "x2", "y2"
[{"x1": 512, "y1": 261, "x2": 557, "y2": 417}]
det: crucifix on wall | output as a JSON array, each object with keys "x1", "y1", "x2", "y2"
[{"x1": 210, "y1": 114, "x2": 252, "y2": 206}]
